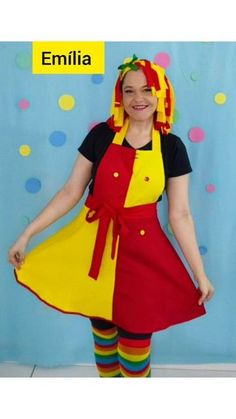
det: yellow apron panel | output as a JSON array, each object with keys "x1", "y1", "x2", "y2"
[
  {"x1": 124, "y1": 148, "x2": 165, "y2": 207},
  {"x1": 16, "y1": 204, "x2": 118, "y2": 319},
  {"x1": 113, "y1": 119, "x2": 165, "y2": 207}
]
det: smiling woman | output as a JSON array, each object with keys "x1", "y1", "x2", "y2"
[
  {"x1": 9, "y1": 54, "x2": 214, "y2": 378},
  {"x1": 121, "y1": 71, "x2": 158, "y2": 147},
  {"x1": 123, "y1": 73, "x2": 157, "y2": 114}
]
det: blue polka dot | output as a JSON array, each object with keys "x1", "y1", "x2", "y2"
[
  {"x1": 49, "y1": 131, "x2": 67, "y2": 147},
  {"x1": 25, "y1": 178, "x2": 41, "y2": 193},
  {"x1": 199, "y1": 246, "x2": 208, "y2": 255},
  {"x1": 91, "y1": 75, "x2": 104, "y2": 84}
]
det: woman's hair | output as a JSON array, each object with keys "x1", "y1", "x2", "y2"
[{"x1": 107, "y1": 55, "x2": 175, "y2": 135}]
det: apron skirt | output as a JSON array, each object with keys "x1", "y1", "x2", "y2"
[{"x1": 14, "y1": 122, "x2": 206, "y2": 333}]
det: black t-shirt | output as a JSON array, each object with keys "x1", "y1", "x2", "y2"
[{"x1": 78, "y1": 122, "x2": 193, "y2": 202}]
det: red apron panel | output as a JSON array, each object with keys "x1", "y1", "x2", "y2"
[
  {"x1": 93, "y1": 143, "x2": 136, "y2": 209},
  {"x1": 113, "y1": 208, "x2": 206, "y2": 333}
]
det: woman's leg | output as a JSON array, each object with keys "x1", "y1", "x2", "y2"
[
  {"x1": 117, "y1": 327, "x2": 152, "y2": 377},
  {"x1": 90, "y1": 318, "x2": 121, "y2": 377}
]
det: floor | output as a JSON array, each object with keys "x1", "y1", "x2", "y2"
[{"x1": 1, "y1": 363, "x2": 236, "y2": 377}]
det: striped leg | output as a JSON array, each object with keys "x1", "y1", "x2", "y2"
[
  {"x1": 118, "y1": 336, "x2": 152, "y2": 377},
  {"x1": 91, "y1": 324, "x2": 121, "y2": 377}
]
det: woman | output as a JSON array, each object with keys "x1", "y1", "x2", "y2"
[{"x1": 8, "y1": 55, "x2": 214, "y2": 377}]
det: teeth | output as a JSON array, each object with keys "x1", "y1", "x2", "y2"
[{"x1": 133, "y1": 105, "x2": 147, "y2": 109}]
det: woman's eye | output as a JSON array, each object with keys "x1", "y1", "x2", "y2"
[{"x1": 123, "y1": 88, "x2": 152, "y2": 94}]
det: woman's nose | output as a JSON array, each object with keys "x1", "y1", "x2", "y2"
[{"x1": 133, "y1": 91, "x2": 144, "y2": 101}]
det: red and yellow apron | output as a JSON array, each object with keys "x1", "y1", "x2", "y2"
[{"x1": 14, "y1": 120, "x2": 206, "y2": 333}]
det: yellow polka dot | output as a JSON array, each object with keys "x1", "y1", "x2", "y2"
[
  {"x1": 214, "y1": 92, "x2": 227, "y2": 105},
  {"x1": 113, "y1": 172, "x2": 119, "y2": 177},
  {"x1": 19, "y1": 145, "x2": 31, "y2": 156},
  {"x1": 58, "y1": 94, "x2": 76, "y2": 111},
  {"x1": 140, "y1": 229, "x2": 145, "y2": 236}
]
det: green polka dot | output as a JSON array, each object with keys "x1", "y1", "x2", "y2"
[
  {"x1": 190, "y1": 72, "x2": 200, "y2": 81},
  {"x1": 16, "y1": 52, "x2": 31, "y2": 69},
  {"x1": 167, "y1": 223, "x2": 174, "y2": 236},
  {"x1": 173, "y1": 109, "x2": 180, "y2": 124}
]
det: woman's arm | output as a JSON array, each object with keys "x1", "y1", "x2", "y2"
[
  {"x1": 166, "y1": 174, "x2": 205, "y2": 279},
  {"x1": 8, "y1": 153, "x2": 93, "y2": 269},
  {"x1": 21, "y1": 153, "x2": 93, "y2": 240},
  {"x1": 166, "y1": 174, "x2": 214, "y2": 304}
]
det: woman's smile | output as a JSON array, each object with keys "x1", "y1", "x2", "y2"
[
  {"x1": 132, "y1": 105, "x2": 149, "y2": 111},
  {"x1": 121, "y1": 70, "x2": 157, "y2": 123}
]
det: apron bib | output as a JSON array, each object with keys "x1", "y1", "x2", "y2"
[{"x1": 15, "y1": 120, "x2": 206, "y2": 333}]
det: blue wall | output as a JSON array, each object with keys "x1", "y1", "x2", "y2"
[{"x1": 1, "y1": 42, "x2": 236, "y2": 367}]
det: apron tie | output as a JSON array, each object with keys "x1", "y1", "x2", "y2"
[
  {"x1": 85, "y1": 195, "x2": 129, "y2": 280},
  {"x1": 85, "y1": 194, "x2": 156, "y2": 280}
]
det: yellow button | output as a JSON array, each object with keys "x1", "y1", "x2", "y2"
[
  {"x1": 88, "y1": 210, "x2": 96, "y2": 218},
  {"x1": 140, "y1": 229, "x2": 145, "y2": 236},
  {"x1": 113, "y1": 172, "x2": 119, "y2": 177}
]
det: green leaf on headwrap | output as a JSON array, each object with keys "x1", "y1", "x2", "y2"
[{"x1": 118, "y1": 54, "x2": 139, "y2": 72}]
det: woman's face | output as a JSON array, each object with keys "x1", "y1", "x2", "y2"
[{"x1": 121, "y1": 69, "x2": 157, "y2": 123}]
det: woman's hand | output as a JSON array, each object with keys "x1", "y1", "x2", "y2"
[
  {"x1": 194, "y1": 273, "x2": 215, "y2": 305},
  {"x1": 8, "y1": 235, "x2": 29, "y2": 270}
]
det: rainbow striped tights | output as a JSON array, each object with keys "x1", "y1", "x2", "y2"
[{"x1": 90, "y1": 319, "x2": 152, "y2": 378}]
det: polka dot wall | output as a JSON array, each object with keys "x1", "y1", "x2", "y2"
[{"x1": 1, "y1": 42, "x2": 236, "y2": 366}]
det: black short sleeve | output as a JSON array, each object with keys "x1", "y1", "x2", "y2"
[
  {"x1": 167, "y1": 135, "x2": 193, "y2": 177},
  {"x1": 78, "y1": 123, "x2": 108, "y2": 162}
]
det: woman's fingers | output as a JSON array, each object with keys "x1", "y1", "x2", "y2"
[
  {"x1": 198, "y1": 294, "x2": 206, "y2": 305},
  {"x1": 198, "y1": 286, "x2": 215, "y2": 305},
  {"x1": 8, "y1": 249, "x2": 25, "y2": 269}
]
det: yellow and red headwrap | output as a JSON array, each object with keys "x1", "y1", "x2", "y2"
[{"x1": 107, "y1": 54, "x2": 175, "y2": 135}]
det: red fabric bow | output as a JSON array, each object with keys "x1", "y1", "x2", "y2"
[
  {"x1": 84, "y1": 194, "x2": 157, "y2": 280},
  {"x1": 85, "y1": 195, "x2": 129, "y2": 279}
]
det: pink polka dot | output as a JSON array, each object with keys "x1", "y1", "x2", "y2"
[
  {"x1": 18, "y1": 98, "x2": 30, "y2": 110},
  {"x1": 206, "y1": 184, "x2": 216, "y2": 193},
  {"x1": 88, "y1": 121, "x2": 99, "y2": 131},
  {"x1": 154, "y1": 52, "x2": 171, "y2": 68},
  {"x1": 188, "y1": 127, "x2": 205, "y2": 143}
]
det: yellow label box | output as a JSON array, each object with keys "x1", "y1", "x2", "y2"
[{"x1": 32, "y1": 42, "x2": 105, "y2": 74}]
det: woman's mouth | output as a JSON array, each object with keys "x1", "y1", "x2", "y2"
[{"x1": 132, "y1": 105, "x2": 148, "y2": 111}]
